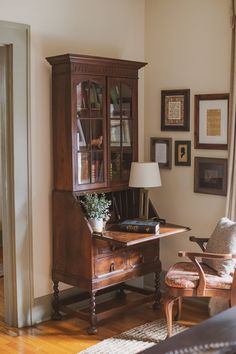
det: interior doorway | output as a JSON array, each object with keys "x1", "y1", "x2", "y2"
[
  {"x1": 0, "y1": 21, "x2": 33, "y2": 328},
  {"x1": 0, "y1": 229, "x2": 4, "y2": 325},
  {"x1": 0, "y1": 44, "x2": 8, "y2": 325}
]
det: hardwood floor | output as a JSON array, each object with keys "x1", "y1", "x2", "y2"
[{"x1": 0, "y1": 295, "x2": 209, "y2": 354}]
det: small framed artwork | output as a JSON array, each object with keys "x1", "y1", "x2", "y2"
[
  {"x1": 175, "y1": 140, "x2": 191, "y2": 166},
  {"x1": 194, "y1": 93, "x2": 229, "y2": 149},
  {"x1": 161, "y1": 89, "x2": 190, "y2": 131},
  {"x1": 150, "y1": 137, "x2": 172, "y2": 169},
  {"x1": 194, "y1": 157, "x2": 227, "y2": 196}
]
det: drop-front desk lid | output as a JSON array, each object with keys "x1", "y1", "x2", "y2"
[{"x1": 93, "y1": 222, "x2": 190, "y2": 247}]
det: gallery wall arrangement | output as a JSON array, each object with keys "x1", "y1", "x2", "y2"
[{"x1": 150, "y1": 89, "x2": 229, "y2": 196}]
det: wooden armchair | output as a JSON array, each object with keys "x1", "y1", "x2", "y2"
[{"x1": 163, "y1": 236, "x2": 236, "y2": 337}]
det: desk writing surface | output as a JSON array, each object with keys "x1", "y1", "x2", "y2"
[{"x1": 93, "y1": 223, "x2": 190, "y2": 246}]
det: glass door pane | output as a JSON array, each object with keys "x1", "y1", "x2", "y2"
[
  {"x1": 121, "y1": 151, "x2": 132, "y2": 181},
  {"x1": 76, "y1": 77, "x2": 106, "y2": 188},
  {"x1": 121, "y1": 120, "x2": 132, "y2": 147},
  {"x1": 91, "y1": 151, "x2": 104, "y2": 183},
  {"x1": 110, "y1": 152, "x2": 121, "y2": 182},
  {"x1": 90, "y1": 81, "x2": 103, "y2": 118},
  {"x1": 77, "y1": 81, "x2": 89, "y2": 118},
  {"x1": 109, "y1": 80, "x2": 134, "y2": 186},
  {"x1": 77, "y1": 119, "x2": 90, "y2": 150},
  {"x1": 121, "y1": 83, "x2": 132, "y2": 118},
  {"x1": 110, "y1": 85, "x2": 120, "y2": 118},
  {"x1": 110, "y1": 119, "x2": 121, "y2": 147},
  {"x1": 91, "y1": 119, "x2": 103, "y2": 149},
  {"x1": 78, "y1": 152, "x2": 90, "y2": 184}
]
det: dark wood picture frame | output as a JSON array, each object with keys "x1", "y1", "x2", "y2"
[
  {"x1": 194, "y1": 93, "x2": 229, "y2": 150},
  {"x1": 150, "y1": 137, "x2": 172, "y2": 169},
  {"x1": 194, "y1": 157, "x2": 227, "y2": 196},
  {"x1": 161, "y1": 89, "x2": 190, "y2": 131},
  {"x1": 175, "y1": 140, "x2": 191, "y2": 166}
]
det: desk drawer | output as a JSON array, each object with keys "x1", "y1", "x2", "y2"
[
  {"x1": 129, "y1": 244, "x2": 159, "y2": 269},
  {"x1": 94, "y1": 253, "x2": 127, "y2": 277},
  {"x1": 93, "y1": 239, "x2": 113, "y2": 257},
  {"x1": 93, "y1": 239, "x2": 124, "y2": 257}
]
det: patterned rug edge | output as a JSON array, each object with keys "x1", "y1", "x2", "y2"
[{"x1": 78, "y1": 319, "x2": 186, "y2": 354}]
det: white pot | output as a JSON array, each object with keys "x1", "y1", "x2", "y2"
[{"x1": 89, "y1": 218, "x2": 103, "y2": 233}]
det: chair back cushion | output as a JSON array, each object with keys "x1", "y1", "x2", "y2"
[{"x1": 205, "y1": 217, "x2": 236, "y2": 275}]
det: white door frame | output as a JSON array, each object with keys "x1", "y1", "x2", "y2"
[{"x1": 0, "y1": 21, "x2": 33, "y2": 327}]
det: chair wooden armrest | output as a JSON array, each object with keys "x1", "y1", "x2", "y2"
[
  {"x1": 164, "y1": 230, "x2": 236, "y2": 338},
  {"x1": 179, "y1": 251, "x2": 236, "y2": 260},
  {"x1": 178, "y1": 251, "x2": 236, "y2": 296},
  {"x1": 189, "y1": 236, "x2": 209, "y2": 252}
]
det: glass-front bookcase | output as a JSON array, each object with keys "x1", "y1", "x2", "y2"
[{"x1": 46, "y1": 54, "x2": 145, "y2": 192}]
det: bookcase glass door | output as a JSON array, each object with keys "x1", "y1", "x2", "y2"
[
  {"x1": 109, "y1": 80, "x2": 133, "y2": 184},
  {"x1": 76, "y1": 78, "x2": 106, "y2": 188}
]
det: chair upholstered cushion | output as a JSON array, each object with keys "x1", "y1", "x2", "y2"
[
  {"x1": 165, "y1": 262, "x2": 232, "y2": 290},
  {"x1": 205, "y1": 217, "x2": 236, "y2": 275}
]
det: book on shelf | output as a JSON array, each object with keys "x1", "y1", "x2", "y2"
[{"x1": 119, "y1": 219, "x2": 160, "y2": 234}]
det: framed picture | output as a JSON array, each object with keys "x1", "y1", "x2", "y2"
[
  {"x1": 175, "y1": 140, "x2": 191, "y2": 166},
  {"x1": 194, "y1": 93, "x2": 229, "y2": 149},
  {"x1": 161, "y1": 89, "x2": 190, "y2": 131},
  {"x1": 150, "y1": 137, "x2": 172, "y2": 169},
  {"x1": 194, "y1": 157, "x2": 227, "y2": 196}
]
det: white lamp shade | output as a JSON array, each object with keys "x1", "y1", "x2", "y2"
[{"x1": 129, "y1": 162, "x2": 161, "y2": 188}]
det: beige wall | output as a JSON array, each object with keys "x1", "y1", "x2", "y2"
[
  {"x1": 0, "y1": 0, "x2": 232, "y2": 299},
  {"x1": 0, "y1": 0, "x2": 145, "y2": 297},
  {"x1": 145, "y1": 0, "x2": 231, "y2": 272}
]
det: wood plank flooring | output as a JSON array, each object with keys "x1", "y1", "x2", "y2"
[{"x1": 0, "y1": 295, "x2": 209, "y2": 354}]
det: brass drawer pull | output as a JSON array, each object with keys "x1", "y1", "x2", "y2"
[{"x1": 110, "y1": 262, "x2": 115, "y2": 272}]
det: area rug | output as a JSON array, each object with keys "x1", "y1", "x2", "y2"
[{"x1": 79, "y1": 319, "x2": 186, "y2": 354}]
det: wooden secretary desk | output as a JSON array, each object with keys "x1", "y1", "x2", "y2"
[{"x1": 46, "y1": 53, "x2": 189, "y2": 334}]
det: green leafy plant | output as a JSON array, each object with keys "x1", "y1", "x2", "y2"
[{"x1": 81, "y1": 193, "x2": 111, "y2": 220}]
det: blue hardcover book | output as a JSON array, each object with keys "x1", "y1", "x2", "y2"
[{"x1": 119, "y1": 219, "x2": 160, "y2": 234}]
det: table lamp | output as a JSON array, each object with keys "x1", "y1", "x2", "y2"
[{"x1": 129, "y1": 162, "x2": 161, "y2": 220}]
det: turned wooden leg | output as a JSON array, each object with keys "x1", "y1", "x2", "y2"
[
  {"x1": 174, "y1": 296, "x2": 182, "y2": 321},
  {"x1": 87, "y1": 291, "x2": 98, "y2": 335},
  {"x1": 153, "y1": 270, "x2": 161, "y2": 310},
  {"x1": 52, "y1": 280, "x2": 62, "y2": 320},
  {"x1": 164, "y1": 297, "x2": 175, "y2": 338},
  {"x1": 116, "y1": 283, "x2": 127, "y2": 300}
]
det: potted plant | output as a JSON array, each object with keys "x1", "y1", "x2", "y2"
[{"x1": 81, "y1": 193, "x2": 111, "y2": 232}]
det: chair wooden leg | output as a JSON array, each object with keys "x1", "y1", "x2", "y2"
[
  {"x1": 164, "y1": 297, "x2": 175, "y2": 338},
  {"x1": 174, "y1": 296, "x2": 182, "y2": 321},
  {"x1": 230, "y1": 295, "x2": 236, "y2": 307}
]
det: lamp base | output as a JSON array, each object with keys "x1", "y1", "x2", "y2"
[{"x1": 139, "y1": 188, "x2": 149, "y2": 220}]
